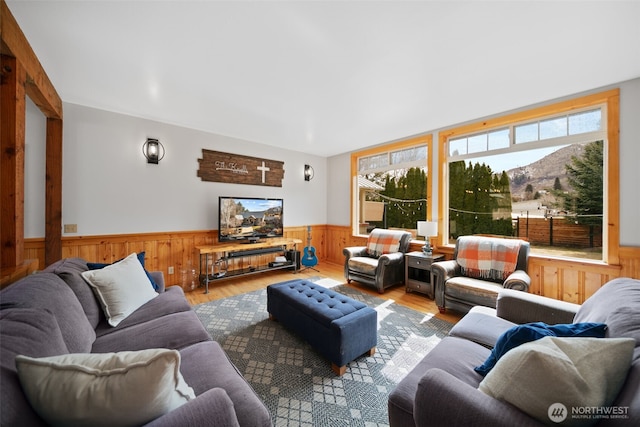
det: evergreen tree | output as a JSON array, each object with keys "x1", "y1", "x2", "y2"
[
  {"x1": 525, "y1": 184, "x2": 534, "y2": 200},
  {"x1": 470, "y1": 163, "x2": 494, "y2": 233},
  {"x1": 380, "y1": 167, "x2": 427, "y2": 229},
  {"x1": 448, "y1": 161, "x2": 467, "y2": 235},
  {"x1": 553, "y1": 177, "x2": 562, "y2": 191},
  {"x1": 565, "y1": 141, "x2": 603, "y2": 226},
  {"x1": 401, "y1": 167, "x2": 427, "y2": 227},
  {"x1": 449, "y1": 161, "x2": 514, "y2": 238},
  {"x1": 499, "y1": 171, "x2": 510, "y2": 192},
  {"x1": 382, "y1": 174, "x2": 399, "y2": 227},
  {"x1": 494, "y1": 171, "x2": 515, "y2": 235}
]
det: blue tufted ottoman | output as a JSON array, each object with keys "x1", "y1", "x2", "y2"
[{"x1": 267, "y1": 279, "x2": 377, "y2": 375}]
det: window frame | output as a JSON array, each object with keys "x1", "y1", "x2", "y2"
[
  {"x1": 351, "y1": 134, "x2": 433, "y2": 237},
  {"x1": 438, "y1": 89, "x2": 620, "y2": 265}
]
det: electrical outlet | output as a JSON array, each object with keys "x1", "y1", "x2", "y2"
[
  {"x1": 168, "y1": 266, "x2": 174, "y2": 275},
  {"x1": 64, "y1": 224, "x2": 77, "y2": 233}
]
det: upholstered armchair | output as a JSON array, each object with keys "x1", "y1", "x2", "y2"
[
  {"x1": 343, "y1": 229, "x2": 413, "y2": 293},
  {"x1": 432, "y1": 235, "x2": 530, "y2": 314}
]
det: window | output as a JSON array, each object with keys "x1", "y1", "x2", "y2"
[
  {"x1": 351, "y1": 135, "x2": 432, "y2": 236},
  {"x1": 512, "y1": 109, "x2": 602, "y2": 143},
  {"x1": 439, "y1": 90, "x2": 620, "y2": 264}
]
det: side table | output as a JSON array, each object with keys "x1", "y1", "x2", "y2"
[{"x1": 405, "y1": 252, "x2": 444, "y2": 299}]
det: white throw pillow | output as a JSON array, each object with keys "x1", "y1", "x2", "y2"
[
  {"x1": 81, "y1": 252, "x2": 158, "y2": 326},
  {"x1": 15, "y1": 349, "x2": 196, "y2": 427},
  {"x1": 479, "y1": 336, "x2": 635, "y2": 426}
]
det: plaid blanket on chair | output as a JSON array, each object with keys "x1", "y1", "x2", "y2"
[
  {"x1": 457, "y1": 237, "x2": 522, "y2": 281},
  {"x1": 365, "y1": 229, "x2": 403, "y2": 258}
]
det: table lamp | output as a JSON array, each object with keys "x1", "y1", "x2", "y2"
[{"x1": 417, "y1": 221, "x2": 438, "y2": 255}]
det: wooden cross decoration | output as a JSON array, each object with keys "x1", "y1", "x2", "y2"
[{"x1": 197, "y1": 149, "x2": 285, "y2": 187}]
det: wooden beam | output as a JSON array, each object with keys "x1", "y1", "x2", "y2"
[
  {"x1": 45, "y1": 117, "x2": 63, "y2": 266},
  {"x1": 0, "y1": 54, "x2": 26, "y2": 269},
  {"x1": 1, "y1": 0, "x2": 65, "y2": 274},
  {"x1": 0, "y1": 0, "x2": 62, "y2": 119},
  {"x1": 605, "y1": 92, "x2": 620, "y2": 265}
]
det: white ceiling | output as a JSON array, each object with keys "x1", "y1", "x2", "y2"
[{"x1": 7, "y1": 1, "x2": 640, "y2": 157}]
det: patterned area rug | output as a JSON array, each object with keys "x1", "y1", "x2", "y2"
[{"x1": 193, "y1": 282, "x2": 452, "y2": 427}]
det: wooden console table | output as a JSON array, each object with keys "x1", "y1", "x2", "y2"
[{"x1": 196, "y1": 238, "x2": 302, "y2": 293}]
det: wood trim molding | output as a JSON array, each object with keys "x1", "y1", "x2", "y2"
[
  {"x1": 20, "y1": 226, "x2": 325, "y2": 286},
  {"x1": 350, "y1": 134, "x2": 433, "y2": 235},
  {"x1": 438, "y1": 89, "x2": 621, "y2": 265}
]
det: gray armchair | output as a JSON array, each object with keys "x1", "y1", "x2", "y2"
[
  {"x1": 432, "y1": 235, "x2": 530, "y2": 314},
  {"x1": 343, "y1": 229, "x2": 413, "y2": 293}
]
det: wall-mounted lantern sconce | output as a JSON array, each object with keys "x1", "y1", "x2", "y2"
[
  {"x1": 304, "y1": 164, "x2": 314, "y2": 181},
  {"x1": 143, "y1": 138, "x2": 165, "y2": 164}
]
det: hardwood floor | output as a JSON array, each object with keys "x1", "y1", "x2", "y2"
[{"x1": 181, "y1": 261, "x2": 462, "y2": 325}]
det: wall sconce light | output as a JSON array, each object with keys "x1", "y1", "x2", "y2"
[
  {"x1": 417, "y1": 220, "x2": 438, "y2": 255},
  {"x1": 304, "y1": 164, "x2": 314, "y2": 181},
  {"x1": 142, "y1": 138, "x2": 165, "y2": 164}
]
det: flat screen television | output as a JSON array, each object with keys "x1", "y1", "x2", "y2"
[{"x1": 218, "y1": 196, "x2": 284, "y2": 242}]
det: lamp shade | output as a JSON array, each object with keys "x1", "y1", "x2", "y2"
[{"x1": 417, "y1": 221, "x2": 438, "y2": 238}]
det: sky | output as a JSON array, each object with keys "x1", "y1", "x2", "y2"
[
  {"x1": 228, "y1": 197, "x2": 283, "y2": 212},
  {"x1": 465, "y1": 146, "x2": 567, "y2": 174}
]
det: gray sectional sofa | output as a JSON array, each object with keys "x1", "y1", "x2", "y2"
[
  {"x1": 1, "y1": 257, "x2": 272, "y2": 427},
  {"x1": 389, "y1": 277, "x2": 640, "y2": 427}
]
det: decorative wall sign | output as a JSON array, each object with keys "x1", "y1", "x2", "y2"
[{"x1": 197, "y1": 149, "x2": 284, "y2": 187}]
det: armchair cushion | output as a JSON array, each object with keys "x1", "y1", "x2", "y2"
[
  {"x1": 347, "y1": 256, "x2": 379, "y2": 276},
  {"x1": 474, "y1": 321, "x2": 608, "y2": 376},
  {"x1": 479, "y1": 336, "x2": 635, "y2": 426},
  {"x1": 445, "y1": 276, "x2": 505, "y2": 308}
]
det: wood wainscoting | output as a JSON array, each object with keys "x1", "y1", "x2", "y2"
[
  {"x1": 22, "y1": 226, "x2": 325, "y2": 287},
  {"x1": 325, "y1": 225, "x2": 640, "y2": 304},
  {"x1": 20, "y1": 224, "x2": 640, "y2": 304}
]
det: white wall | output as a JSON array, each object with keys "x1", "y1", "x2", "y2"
[
  {"x1": 24, "y1": 77, "x2": 640, "y2": 244},
  {"x1": 24, "y1": 98, "x2": 47, "y2": 238},
  {"x1": 618, "y1": 77, "x2": 640, "y2": 246},
  {"x1": 326, "y1": 153, "x2": 351, "y2": 226},
  {"x1": 327, "y1": 77, "x2": 640, "y2": 246},
  {"x1": 25, "y1": 103, "x2": 327, "y2": 236}
]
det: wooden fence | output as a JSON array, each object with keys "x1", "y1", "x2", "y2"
[{"x1": 515, "y1": 217, "x2": 602, "y2": 248}]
